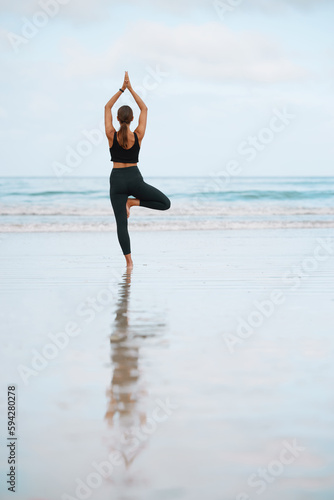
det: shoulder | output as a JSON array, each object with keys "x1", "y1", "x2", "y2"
[
  {"x1": 134, "y1": 129, "x2": 144, "y2": 146},
  {"x1": 108, "y1": 130, "x2": 117, "y2": 149}
]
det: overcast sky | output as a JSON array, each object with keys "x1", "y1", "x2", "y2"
[{"x1": 0, "y1": 0, "x2": 333, "y2": 177}]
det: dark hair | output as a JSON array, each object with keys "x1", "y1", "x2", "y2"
[{"x1": 117, "y1": 105, "x2": 134, "y2": 148}]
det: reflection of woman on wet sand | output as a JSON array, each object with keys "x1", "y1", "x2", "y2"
[
  {"x1": 105, "y1": 269, "x2": 151, "y2": 467},
  {"x1": 105, "y1": 267, "x2": 170, "y2": 471},
  {"x1": 104, "y1": 268, "x2": 171, "y2": 484},
  {"x1": 105, "y1": 269, "x2": 143, "y2": 428}
]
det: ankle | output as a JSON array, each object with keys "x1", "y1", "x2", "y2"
[
  {"x1": 128, "y1": 198, "x2": 139, "y2": 207},
  {"x1": 124, "y1": 253, "x2": 133, "y2": 267}
]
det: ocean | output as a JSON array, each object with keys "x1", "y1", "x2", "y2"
[{"x1": 0, "y1": 176, "x2": 333, "y2": 232}]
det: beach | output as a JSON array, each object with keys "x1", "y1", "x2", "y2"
[
  {"x1": 2, "y1": 0, "x2": 333, "y2": 495},
  {"x1": 1, "y1": 228, "x2": 334, "y2": 500}
]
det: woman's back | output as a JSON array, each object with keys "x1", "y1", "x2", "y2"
[{"x1": 109, "y1": 130, "x2": 140, "y2": 164}]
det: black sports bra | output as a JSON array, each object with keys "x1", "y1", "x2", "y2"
[{"x1": 109, "y1": 131, "x2": 140, "y2": 163}]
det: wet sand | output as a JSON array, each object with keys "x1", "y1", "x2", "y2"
[{"x1": 0, "y1": 229, "x2": 334, "y2": 500}]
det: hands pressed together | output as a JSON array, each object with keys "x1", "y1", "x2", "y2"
[
  {"x1": 105, "y1": 70, "x2": 146, "y2": 110},
  {"x1": 121, "y1": 71, "x2": 132, "y2": 91}
]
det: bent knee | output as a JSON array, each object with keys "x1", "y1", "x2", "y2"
[{"x1": 163, "y1": 197, "x2": 171, "y2": 210}]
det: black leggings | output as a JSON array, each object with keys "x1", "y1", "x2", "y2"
[{"x1": 109, "y1": 165, "x2": 171, "y2": 255}]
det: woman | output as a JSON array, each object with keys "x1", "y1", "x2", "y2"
[{"x1": 105, "y1": 71, "x2": 171, "y2": 268}]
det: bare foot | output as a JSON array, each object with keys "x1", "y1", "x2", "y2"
[{"x1": 126, "y1": 198, "x2": 139, "y2": 218}]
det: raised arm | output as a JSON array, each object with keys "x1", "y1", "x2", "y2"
[
  {"x1": 125, "y1": 73, "x2": 148, "y2": 141},
  {"x1": 104, "y1": 90, "x2": 122, "y2": 140},
  {"x1": 104, "y1": 72, "x2": 128, "y2": 141}
]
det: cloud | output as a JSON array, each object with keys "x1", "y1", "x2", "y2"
[
  {"x1": 0, "y1": 106, "x2": 8, "y2": 118},
  {"x1": 59, "y1": 20, "x2": 309, "y2": 84},
  {"x1": 247, "y1": 0, "x2": 332, "y2": 10},
  {"x1": 0, "y1": 0, "x2": 111, "y2": 20},
  {"x1": 0, "y1": 0, "x2": 332, "y2": 23},
  {"x1": 27, "y1": 92, "x2": 59, "y2": 117}
]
